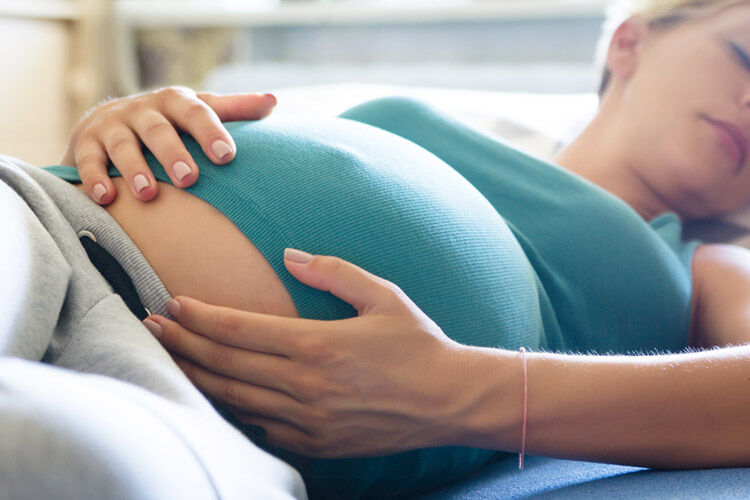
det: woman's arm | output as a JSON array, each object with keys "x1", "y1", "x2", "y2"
[
  {"x1": 470, "y1": 243, "x2": 750, "y2": 469},
  {"x1": 461, "y1": 343, "x2": 750, "y2": 469},
  {"x1": 146, "y1": 250, "x2": 750, "y2": 468}
]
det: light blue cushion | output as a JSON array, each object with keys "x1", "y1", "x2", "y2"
[{"x1": 419, "y1": 455, "x2": 749, "y2": 499}]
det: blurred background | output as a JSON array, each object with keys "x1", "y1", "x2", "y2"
[{"x1": 0, "y1": 0, "x2": 610, "y2": 166}]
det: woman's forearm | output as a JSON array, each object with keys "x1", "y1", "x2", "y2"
[{"x1": 452, "y1": 344, "x2": 750, "y2": 468}]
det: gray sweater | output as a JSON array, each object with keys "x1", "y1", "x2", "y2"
[{"x1": 0, "y1": 155, "x2": 306, "y2": 499}]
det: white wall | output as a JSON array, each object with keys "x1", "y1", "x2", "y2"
[{"x1": 0, "y1": 17, "x2": 72, "y2": 166}]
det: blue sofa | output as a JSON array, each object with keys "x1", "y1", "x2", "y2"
[{"x1": 420, "y1": 455, "x2": 749, "y2": 499}]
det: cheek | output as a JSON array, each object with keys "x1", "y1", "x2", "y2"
[
  {"x1": 629, "y1": 115, "x2": 700, "y2": 178},
  {"x1": 664, "y1": 122, "x2": 750, "y2": 213},
  {"x1": 672, "y1": 117, "x2": 735, "y2": 179},
  {"x1": 635, "y1": 120, "x2": 731, "y2": 204}
]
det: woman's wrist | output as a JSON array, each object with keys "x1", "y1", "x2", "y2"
[
  {"x1": 443, "y1": 345, "x2": 750, "y2": 468},
  {"x1": 435, "y1": 345, "x2": 523, "y2": 452}
]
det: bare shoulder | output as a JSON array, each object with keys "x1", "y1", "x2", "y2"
[
  {"x1": 690, "y1": 243, "x2": 750, "y2": 348},
  {"x1": 692, "y1": 243, "x2": 750, "y2": 283}
]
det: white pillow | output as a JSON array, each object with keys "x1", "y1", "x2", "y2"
[
  {"x1": 264, "y1": 83, "x2": 588, "y2": 158},
  {"x1": 211, "y1": 81, "x2": 749, "y2": 247}
]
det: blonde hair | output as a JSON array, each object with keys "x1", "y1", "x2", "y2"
[{"x1": 595, "y1": 0, "x2": 749, "y2": 97}]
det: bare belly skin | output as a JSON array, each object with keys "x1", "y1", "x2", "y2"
[{"x1": 76, "y1": 178, "x2": 299, "y2": 318}]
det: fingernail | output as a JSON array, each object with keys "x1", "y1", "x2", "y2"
[
  {"x1": 173, "y1": 161, "x2": 192, "y2": 182},
  {"x1": 143, "y1": 318, "x2": 163, "y2": 339},
  {"x1": 264, "y1": 93, "x2": 277, "y2": 105},
  {"x1": 211, "y1": 140, "x2": 233, "y2": 161},
  {"x1": 92, "y1": 183, "x2": 107, "y2": 202},
  {"x1": 134, "y1": 174, "x2": 150, "y2": 193},
  {"x1": 285, "y1": 248, "x2": 313, "y2": 264},
  {"x1": 166, "y1": 298, "x2": 181, "y2": 317}
]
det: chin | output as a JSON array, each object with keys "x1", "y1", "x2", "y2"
[{"x1": 691, "y1": 195, "x2": 745, "y2": 219}]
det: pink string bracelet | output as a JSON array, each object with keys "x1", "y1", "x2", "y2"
[{"x1": 519, "y1": 346, "x2": 528, "y2": 470}]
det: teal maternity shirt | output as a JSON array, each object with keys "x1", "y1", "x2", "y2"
[{"x1": 44, "y1": 96, "x2": 700, "y2": 499}]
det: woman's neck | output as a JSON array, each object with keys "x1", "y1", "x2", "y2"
[{"x1": 553, "y1": 106, "x2": 674, "y2": 222}]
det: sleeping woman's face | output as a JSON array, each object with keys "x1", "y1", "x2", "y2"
[{"x1": 608, "y1": 3, "x2": 750, "y2": 217}]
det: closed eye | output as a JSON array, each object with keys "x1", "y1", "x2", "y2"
[{"x1": 729, "y1": 41, "x2": 750, "y2": 71}]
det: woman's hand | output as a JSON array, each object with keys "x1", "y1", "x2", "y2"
[
  {"x1": 143, "y1": 249, "x2": 476, "y2": 458},
  {"x1": 61, "y1": 86, "x2": 277, "y2": 205}
]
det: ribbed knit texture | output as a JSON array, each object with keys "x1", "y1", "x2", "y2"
[
  {"x1": 43, "y1": 96, "x2": 699, "y2": 499},
  {"x1": 23, "y1": 163, "x2": 173, "y2": 321},
  {"x1": 340, "y1": 97, "x2": 699, "y2": 356}
]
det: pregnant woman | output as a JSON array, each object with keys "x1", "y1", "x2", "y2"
[
  {"x1": 51, "y1": 93, "x2": 586, "y2": 498},
  {"x1": 46, "y1": 0, "x2": 750, "y2": 497}
]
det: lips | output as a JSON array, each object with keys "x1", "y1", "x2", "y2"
[{"x1": 705, "y1": 116, "x2": 748, "y2": 169}]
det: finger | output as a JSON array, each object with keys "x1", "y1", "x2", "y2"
[
  {"x1": 127, "y1": 110, "x2": 198, "y2": 188},
  {"x1": 283, "y1": 248, "x2": 403, "y2": 315},
  {"x1": 159, "y1": 89, "x2": 237, "y2": 165},
  {"x1": 147, "y1": 313, "x2": 293, "y2": 391},
  {"x1": 73, "y1": 137, "x2": 116, "y2": 205},
  {"x1": 196, "y1": 92, "x2": 277, "y2": 122},
  {"x1": 171, "y1": 354, "x2": 308, "y2": 424},
  {"x1": 102, "y1": 126, "x2": 158, "y2": 201},
  {"x1": 165, "y1": 296, "x2": 333, "y2": 357}
]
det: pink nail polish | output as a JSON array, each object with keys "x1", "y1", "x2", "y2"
[
  {"x1": 143, "y1": 319, "x2": 163, "y2": 338},
  {"x1": 134, "y1": 174, "x2": 149, "y2": 194},
  {"x1": 173, "y1": 161, "x2": 192, "y2": 182},
  {"x1": 166, "y1": 299, "x2": 181, "y2": 317},
  {"x1": 92, "y1": 183, "x2": 107, "y2": 202},
  {"x1": 285, "y1": 248, "x2": 313, "y2": 264},
  {"x1": 211, "y1": 140, "x2": 233, "y2": 161}
]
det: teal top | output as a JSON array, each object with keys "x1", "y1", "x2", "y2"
[{"x1": 44, "y1": 96, "x2": 700, "y2": 499}]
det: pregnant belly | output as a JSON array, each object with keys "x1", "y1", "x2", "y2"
[
  {"x1": 76, "y1": 178, "x2": 299, "y2": 317},
  {"x1": 81, "y1": 116, "x2": 545, "y2": 352}
]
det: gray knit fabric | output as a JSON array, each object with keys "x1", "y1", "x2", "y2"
[
  {"x1": 0, "y1": 154, "x2": 307, "y2": 500},
  {"x1": 17, "y1": 157, "x2": 174, "y2": 320}
]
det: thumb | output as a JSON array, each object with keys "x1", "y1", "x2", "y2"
[
  {"x1": 283, "y1": 248, "x2": 399, "y2": 315},
  {"x1": 197, "y1": 92, "x2": 277, "y2": 122}
]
